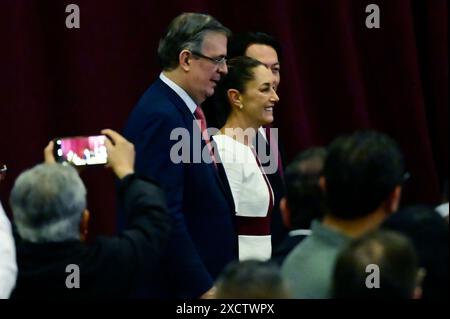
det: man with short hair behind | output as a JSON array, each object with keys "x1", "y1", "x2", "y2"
[
  {"x1": 228, "y1": 32, "x2": 282, "y2": 90},
  {"x1": 10, "y1": 130, "x2": 170, "y2": 298},
  {"x1": 272, "y1": 147, "x2": 328, "y2": 265},
  {"x1": 215, "y1": 260, "x2": 291, "y2": 299},
  {"x1": 282, "y1": 131, "x2": 406, "y2": 298},
  {"x1": 333, "y1": 230, "x2": 423, "y2": 299},
  {"x1": 123, "y1": 13, "x2": 237, "y2": 298}
]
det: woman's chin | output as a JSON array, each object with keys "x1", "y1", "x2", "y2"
[{"x1": 262, "y1": 115, "x2": 274, "y2": 124}]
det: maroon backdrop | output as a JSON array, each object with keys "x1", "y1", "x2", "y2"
[{"x1": 0, "y1": 0, "x2": 448, "y2": 238}]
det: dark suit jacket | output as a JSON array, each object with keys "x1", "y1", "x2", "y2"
[
  {"x1": 11, "y1": 174, "x2": 170, "y2": 299},
  {"x1": 123, "y1": 78, "x2": 237, "y2": 298}
]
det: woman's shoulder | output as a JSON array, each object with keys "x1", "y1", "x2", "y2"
[
  {"x1": 213, "y1": 134, "x2": 252, "y2": 151},
  {"x1": 213, "y1": 134, "x2": 254, "y2": 163}
]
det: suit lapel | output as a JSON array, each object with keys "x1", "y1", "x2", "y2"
[{"x1": 155, "y1": 79, "x2": 236, "y2": 212}]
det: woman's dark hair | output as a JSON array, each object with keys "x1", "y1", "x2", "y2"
[
  {"x1": 285, "y1": 147, "x2": 328, "y2": 229},
  {"x1": 213, "y1": 56, "x2": 265, "y2": 128}
]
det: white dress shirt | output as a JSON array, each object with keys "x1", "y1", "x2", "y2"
[{"x1": 160, "y1": 72, "x2": 197, "y2": 115}]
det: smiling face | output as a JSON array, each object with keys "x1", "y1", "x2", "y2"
[
  {"x1": 245, "y1": 44, "x2": 280, "y2": 91},
  {"x1": 185, "y1": 32, "x2": 228, "y2": 104},
  {"x1": 239, "y1": 65, "x2": 280, "y2": 127}
]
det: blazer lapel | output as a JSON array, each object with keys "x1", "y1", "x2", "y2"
[{"x1": 156, "y1": 79, "x2": 236, "y2": 212}]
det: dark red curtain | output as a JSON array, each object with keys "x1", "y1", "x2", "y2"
[{"x1": 1, "y1": 0, "x2": 447, "y2": 238}]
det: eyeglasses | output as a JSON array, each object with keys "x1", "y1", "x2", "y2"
[
  {"x1": 0, "y1": 164, "x2": 6, "y2": 183},
  {"x1": 190, "y1": 51, "x2": 227, "y2": 66}
]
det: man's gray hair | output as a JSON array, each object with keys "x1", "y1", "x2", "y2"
[
  {"x1": 158, "y1": 12, "x2": 231, "y2": 71},
  {"x1": 10, "y1": 163, "x2": 87, "y2": 243}
]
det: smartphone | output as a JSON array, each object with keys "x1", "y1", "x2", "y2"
[{"x1": 53, "y1": 135, "x2": 108, "y2": 166}]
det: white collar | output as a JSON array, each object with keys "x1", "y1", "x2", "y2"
[
  {"x1": 258, "y1": 126, "x2": 267, "y2": 141},
  {"x1": 436, "y1": 202, "x2": 449, "y2": 218},
  {"x1": 289, "y1": 229, "x2": 312, "y2": 237},
  {"x1": 160, "y1": 72, "x2": 197, "y2": 115}
]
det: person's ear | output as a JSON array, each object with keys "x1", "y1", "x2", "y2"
[
  {"x1": 280, "y1": 197, "x2": 292, "y2": 229},
  {"x1": 227, "y1": 89, "x2": 243, "y2": 110},
  {"x1": 179, "y1": 50, "x2": 192, "y2": 72},
  {"x1": 79, "y1": 209, "x2": 90, "y2": 242}
]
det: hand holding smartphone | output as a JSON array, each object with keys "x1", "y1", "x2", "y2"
[
  {"x1": 101, "y1": 129, "x2": 135, "y2": 179},
  {"x1": 50, "y1": 130, "x2": 134, "y2": 179}
]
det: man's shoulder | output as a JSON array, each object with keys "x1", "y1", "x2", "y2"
[
  {"x1": 282, "y1": 238, "x2": 308, "y2": 268},
  {"x1": 281, "y1": 236, "x2": 335, "y2": 298},
  {"x1": 134, "y1": 80, "x2": 180, "y2": 115},
  {"x1": 281, "y1": 235, "x2": 330, "y2": 273},
  {"x1": 125, "y1": 80, "x2": 188, "y2": 132}
]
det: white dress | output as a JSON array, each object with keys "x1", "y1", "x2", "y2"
[{"x1": 213, "y1": 134, "x2": 274, "y2": 261}]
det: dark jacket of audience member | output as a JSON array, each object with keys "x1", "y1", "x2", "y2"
[{"x1": 382, "y1": 205, "x2": 449, "y2": 299}]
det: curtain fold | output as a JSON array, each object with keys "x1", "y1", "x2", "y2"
[{"x1": 0, "y1": 0, "x2": 447, "y2": 237}]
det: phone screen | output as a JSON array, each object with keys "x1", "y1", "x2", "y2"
[{"x1": 54, "y1": 135, "x2": 107, "y2": 166}]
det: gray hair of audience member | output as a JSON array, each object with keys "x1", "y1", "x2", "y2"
[
  {"x1": 333, "y1": 230, "x2": 421, "y2": 299},
  {"x1": 10, "y1": 163, "x2": 87, "y2": 243},
  {"x1": 157, "y1": 12, "x2": 231, "y2": 71},
  {"x1": 215, "y1": 260, "x2": 291, "y2": 299}
]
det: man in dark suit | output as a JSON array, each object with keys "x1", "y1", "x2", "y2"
[
  {"x1": 123, "y1": 13, "x2": 237, "y2": 298},
  {"x1": 11, "y1": 130, "x2": 170, "y2": 298}
]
